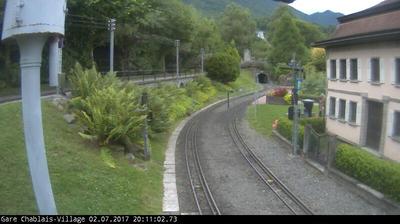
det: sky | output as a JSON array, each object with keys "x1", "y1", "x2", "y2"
[{"x1": 289, "y1": 0, "x2": 385, "y2": 15}]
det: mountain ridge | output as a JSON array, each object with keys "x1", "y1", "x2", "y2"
[{"x1": 183, "y1": 0, "x2": 343, "y2": 26}]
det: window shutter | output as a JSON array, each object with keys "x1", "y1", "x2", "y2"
[
  {"x1": 336, "y1": 98, "x2": 340, "y2": 118},
  {"x1": 337, "y1": 60, "x2": 340, "y2": 79},
  {"x1": 380, "y1": 58, "x2": 385, "y2": 83},
  {"x1": 326, "y1": 98, "x2": 330, "y2": 117},
  {"x1": 391, "y1": 58, "x2": 396, "y2": 84},
  {"x1": 356, "y1": 102, "x2": 362, "y2": 125},
  {"x1": 387, "y1": 110, "x2": 394, "y2": 136},
  {"x1": 367, "y1": 58, "x2": 372, "y2": 82},
  {"x1": 358, "y1": 59, "x2": 363, "y2": 81},
  {"x1": 327, "y1": 60, "x2": 330, "y2": 79}
]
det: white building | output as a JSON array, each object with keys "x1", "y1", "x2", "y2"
[{"x1": 315, "y1": 0, "x2": 400, "y2": 162}]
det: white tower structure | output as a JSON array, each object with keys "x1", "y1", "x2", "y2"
[{"x1": 2, "y1": 0, "x2": 67, "y2": 215}]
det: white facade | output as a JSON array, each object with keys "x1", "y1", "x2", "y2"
[{"x1": 326, "y1": 41, "x2": 400, "y2": 161}]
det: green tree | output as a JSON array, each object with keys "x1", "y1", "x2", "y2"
[
  {"x1": 295, "y1": 20, "x2": 327, "y2": 47},
  {"x1": 268, "y1": 7, "x2": 309, "y2": 66},
  {"x1": 205, "y1": 46, "x2": 240, "y2": 84},
  {"x1": 219, "y1": 3, "x2": 257, "y2": 57}
]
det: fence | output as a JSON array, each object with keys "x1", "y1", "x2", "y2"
[
  {"x1": 303, "y1": 124, "x2": 337, "y2": 169},
  {"x1": 115, "y1": 68, "x2": 200, "y2": 83}
]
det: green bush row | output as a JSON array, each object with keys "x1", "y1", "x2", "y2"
[
  {"x1": 276, "y1": 118, "x2": 304, "y2": 148},
  {"x1": 277, "y1": 117, "x2": 325, "y2": 148},
  {"x1": 300, "y1": 117, "x2": 325, "y2": 134},
  {"x1": 335, "y1": 144, "x2": 400, "y2": 202},
  {"x1": 68, "y1": 63, "x2": 217, "y2": 152}
]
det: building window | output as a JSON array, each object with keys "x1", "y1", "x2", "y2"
[
  {"x1": 396, "y1": 58, "x2": 400, "y2": 85},
  {"x1": 330, "y1": 60, "x2": 337, "y2": 79},
  {"x1": 349, "y1": 101, "x2": 357, "y2": 123},
  {"x1": 350, "y1": 59, "x2": 358, "y2": 81},
  {"x1": 371, "y1": 58, "x2": 380, "y2": 82},
  {"x1": 340, "y1": 59, "x2": 347, "y2": 80},
  {"x1": 339, "y1": 99, "x2": 346, "y2": 120},
  {"x1": 394, "y1": 112, "x2": 400, "y2": 138},
  {"x1": 329, "y1": 97, "x2": 336, "y2": 117}
]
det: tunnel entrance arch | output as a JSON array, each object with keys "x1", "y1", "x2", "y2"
[{"x1": 257, "y1": 73, "x2": 269, "y2": 84}]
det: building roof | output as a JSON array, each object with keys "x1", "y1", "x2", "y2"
[{"x1": 314, "y1": 0, "x2": 400, "y2": 48}]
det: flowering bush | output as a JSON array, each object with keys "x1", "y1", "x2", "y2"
[
  {"x1": 284, "y1": 93, "x2": 292, "y2": 105},
  {"x1": 272, "y1": 88, "x2": 288, "y2": 97},
  {"x1": 272, "y1": 119, "x2": 279, "y2": 129}
]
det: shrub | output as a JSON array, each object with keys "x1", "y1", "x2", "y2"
[
  {"x1": 300, "y1": 65, "x2": 326, "y2": 97},
  {"x1": 0, "y1": 80, "x2": 6, "y2": 90},
  {"x1": 276, "y1": 118, "x2": 304, "y2": 148},
  {"x1": 300, "y1": 117, "x2": 325, "y2": 134},
  {"x1": 205, "y1": 47, "x2": 240, "y2": 84},
  {"x1": 68, "y1": 63, "x2": 119, "y2": 99},
  {"x1": 335, "y1": 144, "x2": 400, "y2": 202},
  {"x1": 272, "y1": 88, "x2": 288, "y2": 97},
  {"x1": 283, "y1": 92, "x2": 292, "y2": 105},
  {"x1": 75, "y1": 86, "x2": 146, "y2": 147}
]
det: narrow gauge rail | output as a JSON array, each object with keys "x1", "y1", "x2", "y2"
[
  {"x1": 184, "y1": 116, "x2": 221, "y2": 215},
  {"x1": 227, "y1": 110, "x2": 314, "y2": 215}
]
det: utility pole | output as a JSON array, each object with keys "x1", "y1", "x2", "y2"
[
  {"x1": 288, "y1": 55, "x2": 302, "y2": 155},
  {"x1": 201, "y1": 48, "x2": 205, "y2": 73},
  {"x1": 176, "y1": 40, "x2": 180, "y2": 82},
  {"x1": 109, "y1": 18, "x2": 116, "y2": 73},
  {"x1": 141, "y1": 92, "x2": 151, "y2": 161}
]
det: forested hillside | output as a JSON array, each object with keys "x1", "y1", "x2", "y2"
[
  {"x1": 183, "y1": 0, "x2": 343, "y2": 26},
  {"x1": 0, "y1": 0, "x2": 329, "y2": 91}
]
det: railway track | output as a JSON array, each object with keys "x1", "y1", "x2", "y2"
[
  {"x1": 227, "y1": 108, "x2": 314, "y2": 215},
  {"x1": 184, "y1": 115, "x2": 221, "y2": 215}
]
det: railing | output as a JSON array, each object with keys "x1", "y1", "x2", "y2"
[
  {"x1": 114, "y1": 68, "x2": 201, "y2": 83},
  {"x1": 303, "y1": 124, "x2": 337, "y2": 168}
]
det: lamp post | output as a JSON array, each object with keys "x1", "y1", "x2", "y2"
[
  {"x1": 176, "y1": 40, "x2": 180, "y2": 82},
  {"x1": 109, "y1": 18, "x2": 116, "y2": 73},
  {"x1": 288, "y1": 55, "x2": 303, "y2": 155},
  {"x1": 201, "y1": 48, "x2": 205, "y2": 73}
]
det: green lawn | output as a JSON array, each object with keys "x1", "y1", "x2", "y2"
[
  {"x1": 246, "y1": 103, "x2": 322, "y2": 138},
  {"x1": 214, "y1": 69, "x2": 262, "y2": 100},
  {"x1": 0, "y1": 101, "x2": 167, "y2": 214},
  {"x1": 246, "y1": 104, "x2": 290, "y2": 137}
]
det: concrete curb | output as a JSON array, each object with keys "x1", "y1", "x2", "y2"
[{"x1": 162, "y1": 91, "x2": 257, "y2": 214}]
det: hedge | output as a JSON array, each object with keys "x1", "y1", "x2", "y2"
[
  {"x1": 300, "y1": 117, "x2": 325, "y2": 134},
  {"x1": 276, "y1": 118, "x2": 304, "y2": 148},
  {"x1": 335, "y1": 144, "x2": 400, "y2": 202},
  {"x1": 277, "y1": 117, "x2": 326, "y2": 148}
]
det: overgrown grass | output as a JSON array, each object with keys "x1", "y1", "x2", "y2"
[{"x1": 0, "y1": 101, "x2": 167, "y2": 214}]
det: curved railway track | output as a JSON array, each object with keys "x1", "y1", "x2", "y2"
[
  {"x1": 184, "y1": 114, "x2": 221, "y2": 215},
  {"x1": 227, "y1": 107, "x2": 314, "y2": 215},
  {"x1": 182, "y1": 91, "x2": 313, "y2": 215}
]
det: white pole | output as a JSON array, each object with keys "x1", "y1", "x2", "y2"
[
  {"x1": 176, "y1": 40, "x2": 180, "y2": 80},
  {"x1": 49, "y1": 36, "x2": 59, "y2": 87},
  {"x1": 201, "y1": 48, "x2": 204, "y2": 73},
  {"x1": 109, "y1": 18, "x2": 116, "y2": 73},
  {"x1": 17, "y1": 34, "x2": 58, "y2": 215}
]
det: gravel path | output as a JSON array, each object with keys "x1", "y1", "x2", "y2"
[{"x1": 175, "y1": 92, "x2": 388, "y2": 215}]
